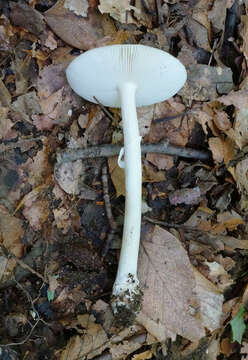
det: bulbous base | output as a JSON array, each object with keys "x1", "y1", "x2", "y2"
[{"x1": 111, "y1": 275, "x2": 143, "y2": 327}]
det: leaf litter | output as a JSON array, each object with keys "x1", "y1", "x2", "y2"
[{"x1": 0, "y1": 0, "x2": 248, "y2": 359}]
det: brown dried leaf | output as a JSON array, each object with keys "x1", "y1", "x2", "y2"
[
  {"x1": 0, "y1": 205, "x2": 24, "y2": 257},
  {"x1": 208, "y1": 137, "x2": 225, "y2": 164},
  {"x1": 0, "y1": 79, "x2": 11, "y2": 106},
  {"x1": 9, "y1": 0, "x2": 46, "y2": 37},
  {"x1": 137, "y1": 225, "x2": 205, "y2": 342},
  {"x1": 108, "y1": 156, "x2": 125, "y2": 197},
  {"x1": 60, "y1": 316, "x2": 108, "y2": 360},
  {"x1": 169, "y1": 187, "x2": 201, "y2": 206},
  {"x1": 133, "y1": 350, "x2": 153, "y2": 360},
  {"x1": 10, "y1": 91, "x2": 42, "y2": 124},
  {"x1": 214, "y1": 110, "x2": 232, "y2": 131},
  {"x1": 218, "y1": 90, "x2": 248, "y2": 149},
  {"x1": 220, "y1": 338, "x2": 234, "y2": 357},
  {"x1": 146, "y1": 153, "x2": 174, "y2": 171},
  {"x1": 146, "y1": 100, "x2": 190, "y2": 147},
  {"x1": 45, "y1": 0, "x2": 116, "y2": 50},
  {"x1": 193, "y1": 268, "x2": 224, "y2": 332}
]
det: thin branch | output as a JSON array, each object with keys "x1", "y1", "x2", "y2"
[
  {"x1": 93, "y1": 97, "x2": 116, "y2": 123},
  {"x1": 0, "y1": 245, "x2": 46, "y2": 282},
  {"x1": 156, "y1": 0, "x2": 164, "y2": 25},
  {"x1": 153, "y1": 109, "x2": 190, "y2": 124},
  {"x1": 56, "y1": 142, "x2": 210, "y2": 164},
  {"x1": 0, "y1": 280, "x2": 48, "y2": 347},
  {"x1": 101, "y1": 162, "x2": 117, "y2": 257}
]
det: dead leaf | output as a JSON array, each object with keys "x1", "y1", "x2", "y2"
[
  {"x1": 0, "y1": 107, "x2": 14, "y2": 139},
  {"x1": 137, "y1": 225, "x2": 205, "y2": 342},
  {"x1": 23, "y1": 198, "x2": 50, "y2": 231},
  {"x1": 64, "y1": 0, "x2": 89, "y2": 17},
  {"x1": 9, "y1": 1, "x2": 46, "y2": 37},
  {"x1": 0, "y1": 78, "x2": 11, "y2": 106},
  {"x1": 180, "y1": 65, "x2": 233, "y2": 103},
  {"x1": 108, "y1": 156, "x2": 125, "y2": 197},
  {"x1": 98, "y1": 0, "x2": 139, "y2": 24},
  {"x1": 213, "y1": 110, "x2": 231, "y2": 131},
  {"x1": 193, "y1": 268, "x2": 224, "y2": 331},
  {"x1": 219, "y1": 90, "x2": 248, "y2": 149},
  {"x1": 60, "y1": 315, "x2": 108, "y2": 360},
  {"x1": 10, "y1": 91, "x2": 42, "y2": 124},
  {"x1": 146, "y1": 153, "x2": 174, "y2": 171},
  {"x1": 169, "y1": 187, "x2": 201, "y2": 205},
  {"x1": 45, "y1": 0, "x2": 116, "y2": 50},
  {"x1": 208, "y1": 0, "x2": 228, "y2": 33},
  {"x1": 209, "y1": 137, "x2": 225, "y2": 164},
  {"x1": 132, "y1": 350, "x2": 153, "y2": 360},
  {"x1": 241, "y1": 14, "x2": 248, "y2": 62},
  {"x1": 0, "y1": 205, "x2": 24, "y2": 257},
  {"x1": 220, "y1": 337, "x2": 234, "y2": 357},
  {"x1": 214, "y1": 210, "x2": 243, "y2": 233},
  {"x1": 204, "y1": 261, "x2": 233, "y2": 291}
]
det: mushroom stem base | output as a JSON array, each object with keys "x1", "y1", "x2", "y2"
[{"x1": 111, "y1": 275, "x2": 143, "y2": 327}]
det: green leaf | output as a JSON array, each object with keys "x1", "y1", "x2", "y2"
[
  {"x1": 230, "y1": 305, "x2": 246, "y2": 344},
  {"x1": 47, "y1": 289, "x2": 55, "y2": 302}
]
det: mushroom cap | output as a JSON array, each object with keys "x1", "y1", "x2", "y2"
[{"x1": 66, "y1": 44, "x2": 187, "y2": 108}]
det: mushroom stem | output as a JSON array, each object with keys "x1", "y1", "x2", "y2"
[{"x1": 111, "y1": 82, "x2": 143, "y2": 320}]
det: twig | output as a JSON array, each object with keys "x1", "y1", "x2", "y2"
[
  {"x1": 0, "y1": 244, "x2": 46, "y2": 282},
  {"x1": 143, "y1": 216, "x2": 194, "y2": 229},
  {"x1": 141, "y1": 0, "x2": 154, "y2": 15},
  {"x1": 93, "y1": 97, "x2": 116, "y2": 123},
  {"x1": 143, "y1": 216, "x2": 183, "y2": 228},
  {"x1": 0, "y1": 280, "x2": 48, "y2": 347},
  {"x1": 56, "y1": 142, "x2": 210, "y2": 164},
  {"x1": 156, "y1": 0, "x2": 164, "y2": 25},
  {"x1": 153, "y1": 109, "x2": 190, "y2": 124},
  {"x1": 101, "y1": 162, "x2": 117, "y2": 257}
]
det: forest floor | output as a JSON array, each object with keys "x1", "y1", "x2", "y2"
[{"x1": 1, "y1": 0, "x2": 248, "y2": 359}]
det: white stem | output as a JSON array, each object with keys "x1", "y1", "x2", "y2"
[{"x1": 112, "y1": 82, "x2": 142, "y2": 319}]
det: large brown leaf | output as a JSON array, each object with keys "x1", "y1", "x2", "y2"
[
  {"x1": 137, "y1": 225, "x2": 205, "y2": 342},
  {"x1": 45, "y1": 0, "x2": 115, "y2": 50}
]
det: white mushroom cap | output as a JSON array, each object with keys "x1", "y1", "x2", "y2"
[{"x1": 66, "y1": 44, "x2": 187, "y2": 107}]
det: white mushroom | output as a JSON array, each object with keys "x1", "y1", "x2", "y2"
[{"x1": 66, "y1": 44, "x2": 187, "y2": 323}]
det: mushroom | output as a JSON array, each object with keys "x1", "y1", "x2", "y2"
[{"x1": 66, "y1": 44, "x2": 187, "y2": 323}]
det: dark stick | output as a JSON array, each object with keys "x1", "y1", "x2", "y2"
[
  {"x1": 155, "y1": 0, "x2": 164, "y2": 25},
  {"x1": 101, "y1": 163, "x2": 117, "y2": 257},
  {"x1": 56, "y1": 142, "x2": 210, "y2": 164},
  {"x1": 93, "y1": 96, "x2": 116, "y2": 123},
  {"x1": 153, "y1": 109, "x2": 190, "y2": 124}
]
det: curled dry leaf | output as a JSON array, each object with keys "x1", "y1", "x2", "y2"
[
  {"x1": 137, "y1": 225, "x2": 205, "y2": 342},
  {"x1": 208, "y1": 137, "x2": 225, "y2": 164},
  {"x1": 218, "y1": 90, "x2": 248, "y2": 149},
  {"x1": 60, "y1": 315, "x2": 108, "y2": 360},
  {"x1": 64, "y1": 0, "x2": 89, "y2": 17},
  {"x1": 98, "y1": 0, "x2": 138, "y2": 24}
]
